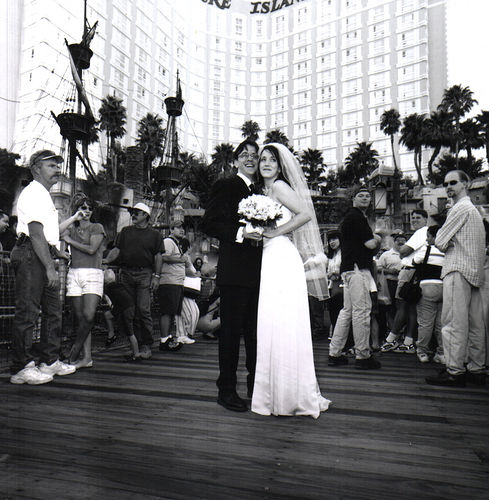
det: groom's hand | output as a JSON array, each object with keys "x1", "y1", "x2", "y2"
[{"x1": 243, "y1": 227, "x2": 263, "y2": 241}]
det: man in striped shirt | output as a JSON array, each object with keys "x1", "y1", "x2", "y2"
[{"x1": 426, "y1": 170, "x2": 486, "y2": 387}]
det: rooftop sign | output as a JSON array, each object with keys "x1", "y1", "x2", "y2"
[{"x1": 201, "y1": 0, "x2": 308, "y2": 14}]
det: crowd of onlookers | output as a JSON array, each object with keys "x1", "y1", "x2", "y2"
[
  {"x1": 2, "y1": 149, "x2": 488, "y2": 390},
  {"x1": 323, "y1": 171, "x2": 488, "y2": 388},
  {"x1": 3, "y1": 150, "x2": 221, "y2": 385}
]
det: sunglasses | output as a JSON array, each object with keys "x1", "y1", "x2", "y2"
[{"x1": 443, "y1": 180, "x2": 459, "y2": 187}]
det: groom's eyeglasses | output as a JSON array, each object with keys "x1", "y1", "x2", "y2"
[
  {"x1": 443, "y1": 180, "x2": 459, "y2": 187},
  {"x1": 239, "y1": 152, "x2": 259, "y2": 161}
]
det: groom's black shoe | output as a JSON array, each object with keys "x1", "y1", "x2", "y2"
[{"x1": 217, "y1": 392, "x2": 248, "y2": 412}]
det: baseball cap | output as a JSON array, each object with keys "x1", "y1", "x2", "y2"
[
  {"x1": 352, "y1": 185, "x2": 371, "y2": 197},
  {"x1": 29, "y1": 150, "x2": 64, "y2": 168},
  {"x1": 132, "y1": 202, "x2": 151, "y2": 216}
]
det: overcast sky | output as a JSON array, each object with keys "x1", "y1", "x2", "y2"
[{"x1": 447, "y1": 0, "x2": 489, "y2": 114}]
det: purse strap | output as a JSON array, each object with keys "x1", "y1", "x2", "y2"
[{"x1": 409, "y1": 245, "x2": 431, "y2": 283}]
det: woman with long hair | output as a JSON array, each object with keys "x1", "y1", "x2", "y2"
[
  {"x1": 62, "y1": 194, "x2": 105, "y2": 368},
  {"x1": 251, "y1": 143, "x2": 331, "y2": 418}
]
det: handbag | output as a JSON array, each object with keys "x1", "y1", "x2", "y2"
[
  {"x1": 398, "y1": 246, "x2": 431, "y2": 304},
  {"x1": 183, "y1": 276, "x2": 201, "y2": 299}
]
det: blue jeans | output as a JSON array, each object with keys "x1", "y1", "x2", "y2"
[
  {"x1": 10, "y1": 241, "x2": 62, "y2": 374},
  {"x1": 120, "y1": 268, "x2": 154, "y2": 346}
]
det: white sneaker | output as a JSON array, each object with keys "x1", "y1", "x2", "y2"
[
  {"x1": 177, "y1": 336, "x2": 195, "y2": 344},
  {"x1": 10, "y1": 361, "x2": 53, "y2": 385},
  {"x1": 417, "y1": 352, "x2": 430, "y2": 363},
  {"x1": 39, "y1": 360, "x2": 76, "y2": 376},
  {"x1": 433, "y1": 353, "x2": 446, "y2": 364}
]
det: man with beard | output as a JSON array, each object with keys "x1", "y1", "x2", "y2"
[
  {"x1": 10, "y1": 150, "x2": 76, "y2": 384},
  {"x1": 426, "y1": 170, "x2": 486, "y2": 387}
]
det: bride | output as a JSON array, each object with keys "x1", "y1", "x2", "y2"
[{"x1": 251, "y1": 143, "x2": 331, "y2": 418}]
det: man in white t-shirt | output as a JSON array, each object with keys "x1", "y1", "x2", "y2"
[
  {"x1": 10, "y1": 150, "x2": 76, "y2": 385},
  {"x1": 381, "y1": 209, "x2": 428, "y2": 353}
]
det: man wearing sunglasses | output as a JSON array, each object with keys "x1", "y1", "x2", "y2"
[
  {"x1": 201, "y1": 139, "x2": 262, "y2": 412},
  {"x1": 426, "y1": 170, "x2": 486, "y2": 387}
]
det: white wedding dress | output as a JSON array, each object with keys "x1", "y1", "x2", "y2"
[{"x1": 251, "y1": 205, "x2": 331, "y2": 418}]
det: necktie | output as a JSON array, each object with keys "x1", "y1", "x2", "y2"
[{"x1": 249, "y1": 183, "x2": 255, "y2": 193}]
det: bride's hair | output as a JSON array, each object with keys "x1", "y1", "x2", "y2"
[{"x1": 255, "y1": 144, "x2": 290, "y2": 193}]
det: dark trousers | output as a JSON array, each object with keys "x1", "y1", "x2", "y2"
[
  {"x1": 217, "y1": 285, "x2": 258, "y2": 395},
  {"x1": 120, "y1": 268, "x2": 154, "y2": 346},
  {"x1": 308, "y1": 296, "x2": 326, "y2": 336},
  {"x1": 10, "y1": 241, "x2": 62, "y2": 374}
]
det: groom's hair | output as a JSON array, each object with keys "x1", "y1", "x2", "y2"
[{"x1": 234, "y1": 139, "x2": 259, "y2": 160}]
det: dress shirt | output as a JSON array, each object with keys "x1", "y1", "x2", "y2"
[
  {"x1": 236, "y1": 173, "x2": 253, "y2": 243},
  {"x1": 435, "y1": 196, "x2": 485, "y2": 287}
]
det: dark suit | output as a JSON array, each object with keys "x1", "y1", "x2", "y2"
[{"x1": 201, "y1": 175, "x2": 262, "y2": 395}]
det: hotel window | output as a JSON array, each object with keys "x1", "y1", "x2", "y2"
[
  {"x1": 275, "y1": 16, "x2": 285, "y2": 35},
  {"x1": 137, "y1": 66, "x2": 147, "y2": 83},
  {"x1": 235, "y1": 18, "x2": 243, "y2": 36},
  {"x1": 256, "y1": 20, "x2": 263, "y2": 37},
  {"x1": 136, "y1": 84, "x2": 145, "y2": 99}
]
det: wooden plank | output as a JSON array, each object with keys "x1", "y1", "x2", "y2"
[{"x1": 1, "y1": 339, "x2": 488, "y2": 499}]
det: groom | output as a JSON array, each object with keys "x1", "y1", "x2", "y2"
[{"x1": 201, "y1": 139, "x2": 263, "y2": 412}]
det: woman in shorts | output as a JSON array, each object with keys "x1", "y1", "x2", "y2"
[{"x1": 63, "y1": 194, "x2": 106, "y2": 368}]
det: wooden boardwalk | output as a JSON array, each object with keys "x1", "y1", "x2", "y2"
[{"x1": 1, "y1": 337, "x2": 488, "y2": 500}]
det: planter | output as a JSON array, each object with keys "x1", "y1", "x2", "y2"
[
  {"x1": 68, "y1": 43, "x2": 93, "y2": 70},
  {"x1": 56, "y1": 112, "x2": 95, "y2": 141}
]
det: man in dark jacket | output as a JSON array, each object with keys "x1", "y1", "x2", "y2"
[
  {"x1": 201, "y1": 139, "x2": 263, "y2": 411},
  {"x1": 328, "y1": 186, "x2": 382, "y2": 370}
]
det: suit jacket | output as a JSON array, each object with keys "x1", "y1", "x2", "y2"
[{"x1": 201, "y1": 175, "x2": 262, "y2": 288}]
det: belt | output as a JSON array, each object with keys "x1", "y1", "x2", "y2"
[
  {"x1": 402, "y1": 266, "x2": 415, "y2": 270},
  {"x1": 122, "y1": 266, "x2": 152, "y2": 271},
  {"x1": 16, "y1": 234, "x2": 59, "y2": 259}
]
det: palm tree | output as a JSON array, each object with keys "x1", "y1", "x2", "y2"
[
  {"x1": 98, "y1": 95, "x2": 126, "y2": 180},
  {"x1": 439, "y1": 84, "x2": 478, "y2": 167},
  {"x1": 136, "y1": 113, "x2": 165, "y2": 188},
  {"x1": 423, "y1": 109, "x2": 453, "y2": 179},
  {"x1": 460, "y1": 118, "x2": 484, "y2": 159},
  {"x1": 264, "y1": 129, "x2": 290, "y2": 147},
  {"x1": 400, "y1": 113, "x2": 427, "y2": 185},
  {"x1": 476, "y1": 110, "x2": 489, "y2": 166},
  {"x1": 344, "y1": 142, "x2": 379, "y2": 184},
  {"x1": 300, "y1": 148, "x2": 326, "y2": 190},
  {"x1": 180, "y1": 152, "x2": 220, "y2": 209},
  {"x1": 240, "y1": 120, "x2": 261, "y2": 142},
  {"x1": 211, "y1": 143, "x2": 235, "y2": 176},
  {"x1": 379, "y1": 108, "x2": 401, "y2": 173}
]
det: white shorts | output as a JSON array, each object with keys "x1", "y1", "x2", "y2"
[{"x1": 66, "y1": 268, "x2": 104, "y2": 297}]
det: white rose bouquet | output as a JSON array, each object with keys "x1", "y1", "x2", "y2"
[{"x1": 238, "y1": 194, "x2": 283, "y2": 236}]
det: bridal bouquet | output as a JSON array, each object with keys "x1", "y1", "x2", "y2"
[{"x1": 238, "y1": 194, "x2": 282, "y2": 235}]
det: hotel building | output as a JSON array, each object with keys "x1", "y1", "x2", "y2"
[{"x1": 3, "y1": 0, "x2": 447, "y2": 178}]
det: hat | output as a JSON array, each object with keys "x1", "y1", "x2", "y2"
[
  {"x1": 29, "y1": 150, "x2": 63, "y2": 168},
  {"x1": 391, "y1": 231, "x2": 406, "y2": 241},
  {"x1": 352, "y1": 185, "x2": 371, "y2": 197},
  {"x1": 132, "y1": 202, "x2": 151, "y2": 216}
]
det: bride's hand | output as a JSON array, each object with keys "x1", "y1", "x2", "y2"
[{"x1": 263, "y1": 228, "x2": 279, "y2": 239}]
